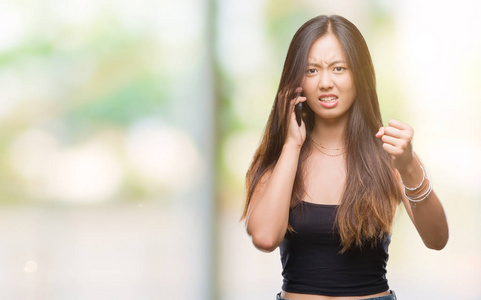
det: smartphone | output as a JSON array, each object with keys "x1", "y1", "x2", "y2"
[{"x1": 294, "y1": 92, "x2": 303, "y2": 127}]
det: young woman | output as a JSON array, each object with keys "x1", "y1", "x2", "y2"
[{"x1": 241, "y1": 15, "x2": 448, "y2": 300}]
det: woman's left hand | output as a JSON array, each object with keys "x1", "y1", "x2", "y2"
[{"x1": 375, "y1": 119, "x2": 415, "y2": 172}]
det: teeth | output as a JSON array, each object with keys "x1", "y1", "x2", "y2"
[{"x1": 320, "y1": 97, "x2": 337, "y2": 102}]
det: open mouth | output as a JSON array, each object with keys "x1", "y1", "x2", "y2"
[
  {"x1": 318, "y1": 95, "x2": 339, "y2": 108},
  {"x1": 319, "y1": 96, "x2": 338, "y2": 102}
]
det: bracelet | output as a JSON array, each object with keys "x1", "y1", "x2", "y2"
[
  {"x1": 401, "y1": 163, "x2": 426, "y2": 191},
  {"x1": 404, "y1": 179, "x2": 433, "y2": 208},
  {"x1": 404, "y1": 180, "x2": 432, "y2": 201},
  {"x1": 401, "y1": 158, "x2": 433, "y2": 208}
]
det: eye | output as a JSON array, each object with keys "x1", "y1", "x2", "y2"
[
  {"x1": 306, "y1": 68, "x2": 317, "y2": 74},
  {"x1": 333, "y1": 67, "x2": 346, "y2": 72}
]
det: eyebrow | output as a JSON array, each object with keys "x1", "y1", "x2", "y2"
[{"x1": 307, "y1": 60, "x2": 347, "y2": 67}]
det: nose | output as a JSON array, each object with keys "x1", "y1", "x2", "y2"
[{"x1": 318, "y1": 70, "x2": 333, "y2": 90}]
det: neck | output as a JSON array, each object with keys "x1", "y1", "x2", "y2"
[{"x1": 311, "y1": 115, "x2": 349, "y2": 149}]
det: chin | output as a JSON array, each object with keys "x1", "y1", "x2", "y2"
[{"x1": 315, "y1": 111, "x2": 349, "y2": 121}]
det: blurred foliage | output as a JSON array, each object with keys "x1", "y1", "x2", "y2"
[
  {"x1": 266, "y1": 3, "x2": 313, "y2": 65},
  {"x1": 0, "y1": 7, "x2": 175, "y2": 205},
  {"x1": 65, "y1": 74, "x2": 167, "y2": 128}
]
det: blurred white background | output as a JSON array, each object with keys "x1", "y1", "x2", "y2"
[{"x1": 0, "y1": 0, "x2": 479, "y2": 299}]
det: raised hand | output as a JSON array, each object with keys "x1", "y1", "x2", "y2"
[
  {"x1": 284, "y1": 87, "x2": 307, "y2": 148},
  {"x1": 375, "y1": 119, "x2": 415, "y2": 172}
]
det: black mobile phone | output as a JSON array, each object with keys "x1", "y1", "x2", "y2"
[{"x1": 295, "y1": 92, "x2": 303, "y2": 127}]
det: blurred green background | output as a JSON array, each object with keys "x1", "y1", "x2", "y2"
[{"x1": 0, "y1": 0, "x2": 480, "y2": 299}]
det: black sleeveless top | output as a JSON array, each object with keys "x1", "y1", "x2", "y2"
[{"x1": 279, "y1": 202, "x2": 390, "y2": 296}]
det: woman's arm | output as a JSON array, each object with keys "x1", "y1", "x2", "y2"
[
  {"x1": 246, "y1": 144, "x2": 301, "y2": 252},
  {"x1": 396, "y1": 158, "x2": 449, "y2": 250},
  {"x1": 376, "y1": 119, "x2": 449, "y2": 250},
  {"x1": 245, "y1": 89, "x2": 307, "y2": 252}
]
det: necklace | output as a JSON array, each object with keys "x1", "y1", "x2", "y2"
[
  {"x1": 311, "y1": 142, "x2": 345, "y2": 157},
  {"x1": 311, "y1": 138, "x2": 345, "y2": 151}
]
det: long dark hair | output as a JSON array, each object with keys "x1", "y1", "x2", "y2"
[{"x1": 242, "y1": 15, "x2": 401, "y2": 252}]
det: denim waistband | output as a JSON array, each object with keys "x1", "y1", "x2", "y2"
[{"x1": 276, "y1": 290, "x2": 397, "y2": 300}]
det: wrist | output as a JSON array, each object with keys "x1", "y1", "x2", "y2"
[
  {"x1": 283, "y1": 141, "x2": 302, "y2": 152},
  {"x1": 397, "y1": 158, "x2": 418, "y2": 176},
  {"x1": 399, "y1": 157, "x2": 432, "y2": 208},
  {"x1": 398, "y1": 157, "x2": 424, "y2": 188}
]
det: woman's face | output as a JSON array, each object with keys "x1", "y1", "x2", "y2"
[{"x1": 302, "y1": 34, "x2": 356, "y2": 123}]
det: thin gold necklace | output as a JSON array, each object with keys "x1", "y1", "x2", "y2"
[
  {"x1": 311, "y1": 138, "x2": 345, "y2": 151},
  {"x1": 311, "y1": 142, "x2": 345, "y2": 157}
]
